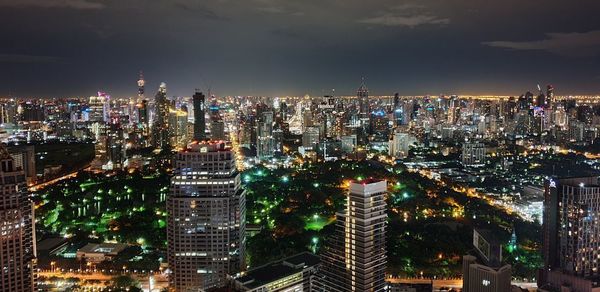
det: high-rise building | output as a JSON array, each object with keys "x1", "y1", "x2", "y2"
[
  {"x1": 318, "y1": 179, "x2": 387, "y2": 292},
  {"x1": 193, "y1": 91, "x2": 206, "y2": 141},
  {"x1": 302, "y1": 126, "x2": 320, "y2": 150},
  {"x1": 462, "y1": 229, "x2": 512, "y2": 292},
  {"x1": 137, "y1": 71, "x2": 145, "y2": 102},
  {"x1": 21, "y1": 101, "x2": 44, "y2": 122},
  {"x1": 152, "y1": 82, "x2": 170, "y2": 149},
  {"x1": 539, "y1": 176, "x2": 600, "y2": 291},
  {"x1": 6, "y1": 145, "x2": 36, "y2": 185},
  {"x1": 340, "y1": 135, "x2": 357, "y2": 153},
  {"x1": 130, "y1": 71, "x2": 145, "y2": 125},
  {"x1": 388, "y1": 131, "x2": 417, "y2": 159},
  {"x1": 88, "y1": 92, "x2": 110, "y2": 123},
  {"x1": 0, "y1": 100, "x2": 17, "y2": 124},
  {"x1": 168, "y1": 108, "x2": 189, "y2": 147},
  {"x1": 461, "y1": 142, "x2": 486, "y2": 166},
  {"x1": 357, "y1": 79, "x2": 369, "y2": 119},
  {"x1": 546, "y1": 84, "x2": 555, "y2": 106},
  {"x1": 256, "y1": 111, "x2": 274, "y2": 160},
  {"x1": 210, "y1": 120, "x2": 225, "y2": 140},
  {"x1": 0, "y1": 145, "x2": 36, "y2": 291},
  {"x1": 167, "y1": 141, "x2": 246, "y2": 291},
  {"x1": 106, "y1": 121, "x2": 125, "y2": 169},
  {"x1": 138, "y1": 99, "x2": 149, "y2": 126}
]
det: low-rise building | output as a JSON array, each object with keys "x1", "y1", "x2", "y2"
[
  {"x1": 233, "y1": 252, "x2": 320, "y2": 291},
  {"x1": 76, "y1": 243, "x2": 129, "y2": 263}
]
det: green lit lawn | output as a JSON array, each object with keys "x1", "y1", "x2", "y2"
[{"x1": 304, "y1": 215, "x2": 334, "y2": 231}]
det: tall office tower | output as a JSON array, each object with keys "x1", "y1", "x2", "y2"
[
  {"x1": 152, "y1": 82, "x2": 170, "y2": 149},
  {"x1": 167, "y1": 141, "x2": 246, "y2": 291},
  {"x1": 138, "y1": 99, "x2": 149, "y2": 126},
  {"x1": 106, "y1": 121, "x2": 125, "y2": 169},
  {"x1": 388, "y1": 131, "x2": 417, "y2": 159},
  {"x1": 193, "y1": 91, "x2": 206, "y2": 141},
  {"x1": 461, "y1": 142, "x2": 486, "y2": 166},
  {"x1": 302, "y1": 126, "x2": 320, "y2": 150},
  {"x1": 272, "y1": 127, "x2": 284, "y2": 155},
  {"x1": 256, "y1": 111, "x2": 274, "y2": 160},
  {"x1": 392, "y1": 93, "x2": 403, "y2": 127},
  {"x1": 88, "y1": 93, "x2": 109, "y2": 123},
  {"x1": 546, "y1": 84, "x2": 555, "y2": 106},
  {"x1": 462, "y1": 229, "x2": 512, "y2": 292},
  {"x1": 539, "y1": 177, "x2": 600, "y2": 291},
  {"x1": 137, "y1": 71, "x2": 145, "y2": 102},
  {"x1": 210, "y1": 120, "x2": 226, "y2": 140},
  {"x1": 357, "y1": 79, "x2": 369, "y2": 120},
  {"x1": 369, "y1": 109, "x2": 389, "y2": 140},
  {"x1": 0, "y1": 145, "x2": 36, "y2": 291},
  {"x1": 21, "y1": 101, "x2": 44, "y2": 122},
  {"x1": 553, "y1": 104, "x2": 568, "y2": 129},
  {"x1": 130, "y1": 71, "x2": 145, "y2": 125},
  {"x1": 0, "y1": 100, "x2": 17, "y2": 124},
  {"x1": 393, "y1": 92, "x2": 400, "y2": 110},
  {"x1": 6, "y1": 145, "x2": 36, "y2": 185},
  {"x1": 319, "y1": 179, "x2": 387, "y2": 292},
  {"x1": 168, "y1": 108, "x2": 189, "y2": 148}
]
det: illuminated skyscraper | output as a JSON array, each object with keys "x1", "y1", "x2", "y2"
[
  {"x1": 130, "y1": 71, "x2": 145, "y2": 125},
  {"x1": 539, "y1": 177, "x2": 600, "y2": 291},
  {"x1": 167, "y1": 141, "x2": 246, "y2": 291},
  {"x1": 168, "y1": 108, "x2": 189, "y2": 147},
  {"x1": 357, "y1": 78, "x2": 369, "y2": 119},
  {"x1": 319, "y1": 179, "x2": 387, "y2": 292},
  {"x1": 137, "y1": 71, "x2": 145, "y2": 101},
  {"x1": 256, "y1": 111, "x2": 274, "y2": 159},
  {"x1": 88, "y1": 92, "x2": 110, "y2": 123},
  {"x1": 356, "y1": 79, "x2": 370, "y2": 145},
  {"x1": 152, "y1": 82, "x2": 170, "y2": 149},
  {"x1": 546, "y1": 84, "x2": 555, "y2": 107},
  {"x1": 193, "y1": 91, "x2": 206, "y2": 141},
  {"x1": 0, "y1": 145, "x2": 36, "y2": 291}
]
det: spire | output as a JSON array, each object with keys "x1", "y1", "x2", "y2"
[{"x1": 137, "y1": 71, "x2": 145, "y2": 87}]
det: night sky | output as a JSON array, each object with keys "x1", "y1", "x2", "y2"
[{"x1": 1, "y1": 0, "x2": 600, "y2": 97}]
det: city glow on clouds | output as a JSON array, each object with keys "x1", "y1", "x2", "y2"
[{"x1": 483, "y1": 30, "x2": 600, "y2": 57}]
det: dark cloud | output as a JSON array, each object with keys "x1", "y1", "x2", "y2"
[
  {"x1": 0, "y1": 0, "x2": 105, "y2": 10},
  {"x1": 1, "y1": 0, "x2": 600, "y2": 97},
  {"x1": 483, "y1": 30, "x2": 600, "y2": 57},
  {"x1": 358, "y1": 3, "x2": 449, "y2": 28},
  {"x1": 358, "y1": 14, "x2": 450, "y2": 27},
  {"x1": 256, "y1": 6, "x2": 286, "y2": 14},
  {"x1": 172, "y1": 1, "x2": 228, "y2": 20},
  {"x1": 0, "y1": 54, "x2": 62, "y2": 63}
]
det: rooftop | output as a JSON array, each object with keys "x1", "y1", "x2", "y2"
[
  {"x1": 184, "y1": 140, "x2": 232, "y2": 153},
  {"x1": 77, "y1": 243, "x2": 129, "y2": 255},
  {"x1": 235, "y1": 252, "x2": 319, "y2": 289}
]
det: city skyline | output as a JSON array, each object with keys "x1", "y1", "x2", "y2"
[
  {"x1": 6, "y1": 2, "x2": 600, "y2": 291},
  {"x1": 1, "y1": 0, "x2": 600, "y2": 97}
]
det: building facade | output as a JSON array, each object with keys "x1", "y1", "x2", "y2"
[
  {"x1": 193, "y1": 91, "x2": 206, "y2": 141},
  {"x1": 167, "y1": 141, "x2": 246, "y2": 291},
  {"x1": 539, "y1": 176, "x2": 600, "y2": 291},
  {"x1": 462, "y1": 229, "x2": 512, "y2": 292},
  {"x1": 0, "y1": 145, "x2": 36, "y2": 291},
  {"x1": 461, "y1": 142, "x2": 486, "y2": 166},
  {"x1": 318, "y1": 179, "x2": 387, "y2": 292}
]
